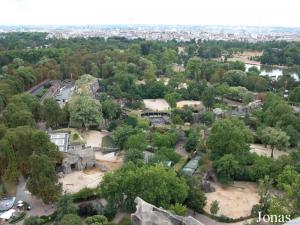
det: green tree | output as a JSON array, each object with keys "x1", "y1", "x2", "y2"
[
  {"x1": 185, "y1": 176, "x2": 206, "y2": 213},
  {"x1": 213, "y1": 154, "x2": 239, "y2": 184},
  {"x1": 200, "y1": 111, "x2": 214, "y2": 125},
  {"x1": 153, "y1": 131, "x2": 177, "y2": 148},
  {"x1": 277, "y1": 166, "x2": 298, "y2": 190},
  {"x1": 169, "y1": 203, "x2": 187, "y2": 216},
  {"x1": 208, "y1": 118, "x2": 253, "y2": 160},
  {"x1": 124, "y1": 133, "x2": 148, "y2": 151},
  {"x1": 202, "y1": 87, "x2": 216, "y2": 108},
  {"x1": 27, "y1": 154, "x2": 62, "y2": 203},
  {"x1": 24, "y1": 216, "x2": 41, "y2": 225},
  {"x1": 165, "y1": 92, "x2": 181, "y2": 108},
  {"x1": 10, "y1": 93, "x2": 41, "y2": 120},
  {"x1": 258, "y1": 175, "x2": 273, "y2": 214},
  {"x1": 86, "y1": 215, "x2": 108, "y2": 225},
  {"x1": 223, "y1": 70, "x2": 246, "y2": 86},
  {"x1": 185, "y1": 131, "x2": 199, "y2": 152},
  {"x1": 263, "y1": 94, "x2": 297, "y2": 130},
  {"x1": 113, "y1": 125, "x2": 136, "y2": 149},
  {"x1": 69, "y1": 95, "x2": 103, "y2": 129},
  {"x1": 55, "y1": 194, "x2": 78, "y2": 223},
  {"x1": 268, "y1": 197, "x2": 292, "y2": 225},
  {"x1": 289, "y1": 86, "x2": 300, "y2": 102},
  {"x1": 101, "y1": 163, "x2": 188, "y2": 211},
  {"x1": 144, "y1": 61, "x2": 156, "y2": 81},
  {"x1": 124, "y1": 149, "x2": 144, "y2": 164},
  {"x1": 58, "y1": 214, "x2": 81, "y2": 225},
  {"x1": 186, "y1": 57, "x2": 203, "y2": 82},
  {"x1": 101, "y1": 99, "x2": 119, "y2": 121},
  {"x1": 210, "y1": 200, "x2": 220, "y2": 216},
  {"x1": 259, "y1": 127, "x2": 290, "y2": 158},
  {"x1": 43, "y1": 98, "x2": 64, "y2": 128},
  {"x1": 2, "y1": 103, "x2": 36, "y2": 128}
]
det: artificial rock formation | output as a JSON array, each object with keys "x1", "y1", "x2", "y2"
[{"x1": 131, "y1": 197, "x2": 203, "y2": 225}]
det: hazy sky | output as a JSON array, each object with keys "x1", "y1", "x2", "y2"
[{"x1": 1, "y1": 0, "x2": 299, "y2": 27}]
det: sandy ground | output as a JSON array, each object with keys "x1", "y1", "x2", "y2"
[
  {"x1": 228, "y1": 51, "x2": 263, "y2": 65},
  {"x1": 95, "y1": 152, "x2": 123, "y2": 172},
  {"x1": 176, "y1": 100, "x2": 204, "y2": 109},
  {"x1": 59, "y1": 169, "x2": 103, "y2": 193},
  {"x1": 204, "y1": 182, "x2": 259, "y2": 219},
  {"x1": 250, "y1": 144, "x2": 289, "y2": 159},
  {"x1": 143, "y1": 99, "x2": 170, "y2": 111},
  {"x1": 82, "y1": 130, "x2": 110, "y2": 147}
]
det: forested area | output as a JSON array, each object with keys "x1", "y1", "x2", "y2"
[{"x1": 0, "y1": 33, "x2": 299, "y2": 225}]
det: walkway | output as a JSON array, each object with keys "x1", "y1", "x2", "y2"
[{"x1": 190, "y1": 211, "x2": 251, "y2": 225}]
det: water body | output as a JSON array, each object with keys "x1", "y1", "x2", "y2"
[{"x1": 245, "y1": 64, "x2": 299, "y2": 81}]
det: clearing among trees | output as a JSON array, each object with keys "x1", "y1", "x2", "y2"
[
  {"x1": 82, "y1": 130, "x2": 111, "y2": 147},
  {"x1": 95, "y1": 152, "x2": 123, "y2": 171},
  {"x1": 204, "y1": 181, "x2": 259, "y2": 219},
  {"x1": 59, "y1": 169, "x2": 103, "y2": 193},
  {"x1": 176, "y1": 100, "x2": 204, "y2": 109},
  {"x1": 143, "y1": 99, "x2": 170, "y2": 111},
  {"x1": 250, "y1": 144, "x2": 289, "y2": 159}
]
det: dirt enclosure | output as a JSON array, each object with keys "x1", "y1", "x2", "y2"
[
  {"x1": 176, "y1": 100, "x2": 204, "y2": 109},
  {"x1": 250, "y1": 144, "x2": 289, "y2": 159},
  {"x1": 59, "y1": 169, "x2": 103, "y2": 193},
  {"x1": 95, "y1": 152, "x2": 123, "y2": 172},
  {"x1": 204, "y1": 181, "x2": 259, "y2": 219},
  {"x1": 143, "y1": 99, "x2": 170, "y2": 111},
  {"x1": 82, "y1": 130, "x2": 111, "y2": 147}
]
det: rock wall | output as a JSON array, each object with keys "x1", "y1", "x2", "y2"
[
  {"x1": 131, "y1": 197, "x2": 203, "y2": 225},
  {"x1": 62, "y1": 145, "x2": 96, "y2": 173}
]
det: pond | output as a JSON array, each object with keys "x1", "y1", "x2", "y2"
[{"x1": 245, "y1": 63, "x2": 299, "y2": 81}]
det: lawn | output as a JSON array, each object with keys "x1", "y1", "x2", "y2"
[{"x1": 101, "y1": 135, "x2": 116, "y2": 148}]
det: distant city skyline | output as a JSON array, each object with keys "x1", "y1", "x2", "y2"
[{"x1": 1, "y1": 0, "x2": 300, "y2": 28}]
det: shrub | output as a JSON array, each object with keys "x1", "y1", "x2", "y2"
[
  {"x1": 86, "y1": 215, "x2": 108, "y2": 225},
  {"x1": 58, "y1": 214, "x2": 81, "y2": 225},
  {"x1": 79, "y1": 202, "x2": 103, "y2": 217},
  {"x1": 169, "y1": 203, "x2": 188, "y2": 216},
  {"x1": 9, "y1": 212, "x2": 26, "y2": 224},
  {"x1": 73, "y1": 187, "x2": 98, "y2": 202}
]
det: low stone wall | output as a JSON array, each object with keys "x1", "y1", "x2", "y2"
[{"x1": 131, "y1": 197, "x2": 203, "y2": 225}]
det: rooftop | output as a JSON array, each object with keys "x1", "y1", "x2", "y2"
[
  {"x1": 49, "y1": 132, "x2": 69, "y2": 152},
  {"x1": 182, "y1": 155, "x2": 202, "y2": 176},
  {"x1": 0, "y1": 197, "x2": 16, "y2": 212}
]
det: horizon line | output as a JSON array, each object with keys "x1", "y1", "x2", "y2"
[{"x1": 0, "y1": 24, "x2": 300, "y2": 29}]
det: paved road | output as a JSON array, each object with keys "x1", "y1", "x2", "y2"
[{"x1": 15, "y1": 176, "x2": 55, "y2": 225}]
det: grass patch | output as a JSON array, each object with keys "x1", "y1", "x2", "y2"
[
  {"x1": 117, "y1": 216, "x2": 131, "y2": 225},
  {"x1": 174, "y1": 156, "x2": 189, "y2": 172},
  {"x1": 101, "y1": 135, "x2": 116, "y2": 148},
  {"x1": 55, "y1": 128, "x2": 86, "y2": 145}
]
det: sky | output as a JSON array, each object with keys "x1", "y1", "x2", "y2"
[{"x1": 1, "y1": 0, "x2": 300, "y2": 27}]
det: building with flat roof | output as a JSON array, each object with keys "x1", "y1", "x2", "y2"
[
  {"x1": 49, "y1": 133, "x2": 69, "y2": 152},
  {"x1": 49, "y1": 132, "x2": 96, "y2": 174},
  {"x1": 182, "y1": 155, "x2": 202, "y2": 176}
]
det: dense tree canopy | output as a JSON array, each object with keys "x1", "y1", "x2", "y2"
[
  {"x1": 100, "y1": 163, "x2": 188, "y2": 211},
  {"x1": 208, "y1": 118, "x2": 253, "y2": 160},
  {"x1": 27, "y1": 154, "x2": 62, "y2": 203},
  {"x1": 69, "y1": 95, "x2": 103, "y2": 129}
]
